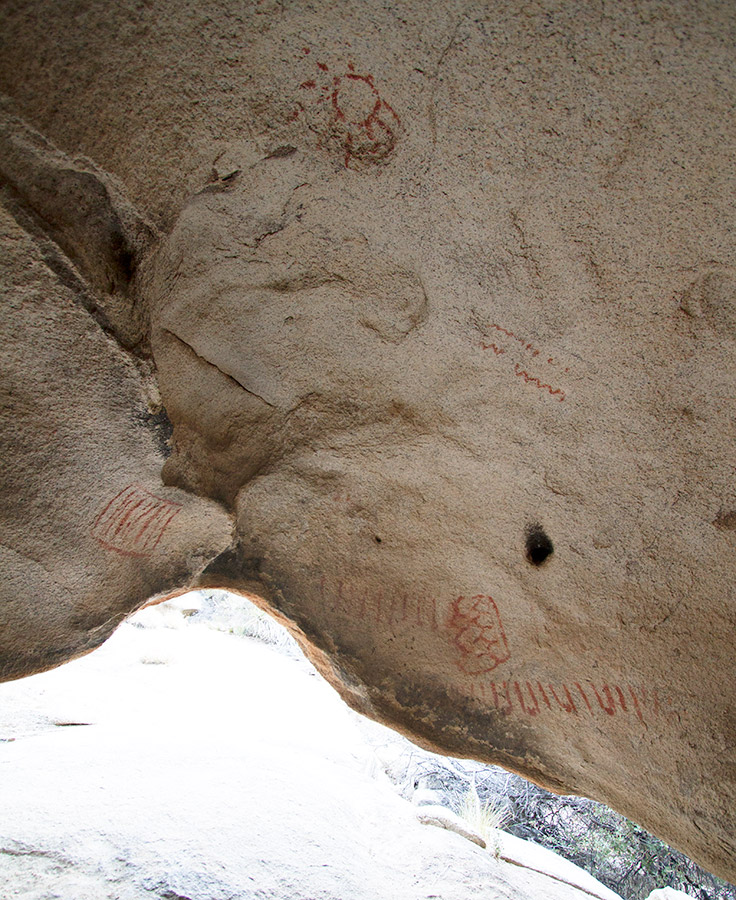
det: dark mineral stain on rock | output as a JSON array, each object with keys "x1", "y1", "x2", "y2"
[{"x1": 713, "y1": 509, "x2": 736, "y2": 531}]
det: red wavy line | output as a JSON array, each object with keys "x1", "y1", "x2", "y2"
[
  {"x1": 480, "y1": 342, "x2": 505, "y2": 355},
  {"x1": 514, "y1": 365, "x2": 566, "y2": 401},
  {"x1": 488, "y1": 323, "x2": 541, "y2": 357}
]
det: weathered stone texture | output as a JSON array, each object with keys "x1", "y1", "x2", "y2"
[{"x1": 0, "y1": 0, "x2": 734, "y2": 882}]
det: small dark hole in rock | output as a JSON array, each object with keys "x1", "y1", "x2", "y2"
[
  {"x1": 525, "y1": 526, "x2": 553, "y2": 566},
  {"x1": 374, "y1": 536, "x2": 382, "y2": 544}
]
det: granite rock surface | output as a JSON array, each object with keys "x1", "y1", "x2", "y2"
[{"x1": 0, "y1": 0, "x2": 734, "y2": 881}]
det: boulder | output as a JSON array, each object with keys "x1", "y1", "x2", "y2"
[
  {"x1": 496, "y1": 830, "x2": 627, "y2": 900},
  {"x1": 646, "y1": 890, "x2": 696, "y2": 900},
  {"x1": 415, "y1": 805, "x2": 487, "y2": 849},
  {"x1": 0, "y1": 609, "x2": 623, "y2": 900},
  {"x1": 0, "y1": 0, "x2": 734, "y2": 882}
]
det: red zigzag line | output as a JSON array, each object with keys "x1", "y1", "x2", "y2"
[
  {"x1": 489, "y1": 323, "x2": 541, "y2": 357},
  {"x1": 514, "y1": 365, "x2": 566, "y2": 401}
]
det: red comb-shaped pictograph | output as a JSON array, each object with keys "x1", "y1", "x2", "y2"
[{"x1": 91, "y1": 483, "x2": 181, "y2": 557}]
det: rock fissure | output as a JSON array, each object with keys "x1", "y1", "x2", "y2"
[{"x1": 160, "y1": 328, "x2": 277, "y2": 409}]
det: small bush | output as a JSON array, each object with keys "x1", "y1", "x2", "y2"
[
  {"x1": 458, "y1": 781, "x2": 509, "y2": 853},
  {"x1": 373, "y1": 738, "x2": 735, "y2": 900},
  {"x1": 190, "y1": 590, "x2": 300, "y2": 654}
]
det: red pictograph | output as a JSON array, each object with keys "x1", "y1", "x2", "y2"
[
  {"x1": 91, "y1": 483, "x2": 181, "y2": 557},
  {"x1": 293, "y1": 53, "x2": 401, "y2": 169},
  {"x1": 448, "y1": 595, "x2": 511, "y2": 675},
  {"x1": 475, "y1": 322, "x2": 569, "y2": 401},
  {"x1": 469, "y1": 679, "x2": 670, "y2": 726},
  {"x1": 318, "y1": 575, "x2": 439, "y2": 631}
]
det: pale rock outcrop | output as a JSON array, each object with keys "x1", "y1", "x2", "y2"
[
  {"x1": 0, "y1": 0, "x2": 734, "y2": 882},
  {"x1": 496, "y1": 831, "x2": 627, "y2": 900},
  {"x1": 0, "y1": 607, "x2": 623, "y2": 900},
  {"x1": 416, "y1": 805, "x2": 488, "y2": 849},
  {"x1": 646, "y1": 890, "x2": 695, "y2": 900}
]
